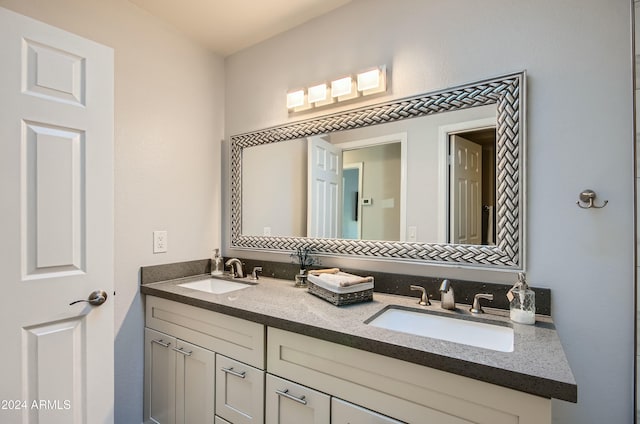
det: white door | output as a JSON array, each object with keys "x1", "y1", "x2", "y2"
[
  {"x1": 450, "y1": 135, "x2": 482, "y2": 244},
  {"x1": 307, "y1": 136, "x2": 342, "y2": 238},
  {"x1": 0, "y1": 7, "x2": 114, "y2": 424}
]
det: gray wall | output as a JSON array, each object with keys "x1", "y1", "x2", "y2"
[{"x1": 225, "y1": 1, "x2": 635, "y2": 423}]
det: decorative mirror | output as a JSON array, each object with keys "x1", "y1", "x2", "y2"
[{"x1": 230, "y1": 72, "x2": 525, "y2": 270}]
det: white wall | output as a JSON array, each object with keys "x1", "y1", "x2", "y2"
[
  {"x1": 225, "y1": 1, "x2": 635, "y2": 423},
  {"x1": 343, "y1": 143, "x2": 401, "y2": 241},
  {"x1": 0, "y1": 1, "x2": 225, "y2": 422},
  {"x1": 243, "y1": 139, "x2": 307, "y2": 237}
]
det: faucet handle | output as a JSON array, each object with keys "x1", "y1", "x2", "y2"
[
  {"x1": 251, "y1": 266, "x2": 263, "y2": 280},
  {"x1": 470, "y1": 293, "x2": 493, "y2": 314},
  {"x1": 410, "y1": 285, "x2": 431, "y2": 306}
]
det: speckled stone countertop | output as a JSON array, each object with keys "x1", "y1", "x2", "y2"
[{"x1": 141, "y1": 274, "x2": 577, "y2": 403}]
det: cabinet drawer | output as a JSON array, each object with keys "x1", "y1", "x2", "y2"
[
  {"x1": 332, "y1": 398, "x2": 404, "y2": 424},
  {"x1": 215, "y1": 416, "x2": 231, "y2": 424},
  {"x1": 216, "y1": 355, "x2": 264, "y2": 424},
  {"x1": 267, "y1": 328, "x2": 550, "y2": 424},
  {"x1": 265, "y1": 374, "x2": 330, "y2": 424},
  {"x1": 146, "y1": 296, "x2": 265, "y2": 368}
]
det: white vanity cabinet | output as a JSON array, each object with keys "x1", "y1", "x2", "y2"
[
  {"x1": 144, "y1": 328, "x2": 216, "y2": 424},
  {"x1": 265, "y1": 374, "x2": 330, "y2": 424},
  {"x1": 216, "y1": 354, "x2": 265, "y2": 424},
  {"x1": 144, "y1": 296, "x2": 265, "y2": 424},
  {"x1": 267, "y1": 328, "x2": 552, "y2": 424}
]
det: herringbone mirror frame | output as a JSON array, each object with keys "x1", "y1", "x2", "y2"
[{"x1": 230, "y1": 72, "x2": 525, "y2": 270}]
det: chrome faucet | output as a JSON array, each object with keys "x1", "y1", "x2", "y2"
[
  {"x1": 410, "y1": 285, "x2": 430, "y2": 306},
  {"x1": 470, "y1": 293, "x2": 493, "y2": 314},
  {"x1": 225, "y1": 258, "x2": 244, "y2": 278},
  {"x1": 439, "y1": 279, "x2": 455, "y2": 310}
]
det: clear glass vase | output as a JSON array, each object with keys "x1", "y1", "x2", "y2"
[
  {"x1": 509, "y1": 288, "x2": 536, "y2": 324},
  {"x1": 294, "y1": 269, "x2": 308, "y2": 288}
]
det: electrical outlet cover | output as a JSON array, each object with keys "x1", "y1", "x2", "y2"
[{"x1": 153, "y1": 231, "x2": 167, "y2": 253}]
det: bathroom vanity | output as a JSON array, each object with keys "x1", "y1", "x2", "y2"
[{"x1": 141, "y1": 273, "x2": 576, "y2": 424}]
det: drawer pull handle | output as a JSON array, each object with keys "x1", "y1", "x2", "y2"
[
  {"x1": 275, "y1": 389, "x2": 307, "y2": 405},
  {"x1": 221, "y1": 367, "x2": 246, "y2": 379},
  {"x1": 172, "y1": 347, "x2": 193, "y2": 356},
  {"x1": 151, "y1": 339, "x2": 170, "y2": 348}
]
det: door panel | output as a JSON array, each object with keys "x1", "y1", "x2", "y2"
[
  {"x1": 0, "y1": 7, "x2": 114, "y2": 424},
  {"x1": 175, "y1": 340, "x2": 215, "y2": 424},
  {"x1": 449, "y1": 135, "x2": 482, "y2": 244},
  {"x1": 145, "y1": 329, "x2": 176, "y2": 424},
  {"x1": 307, "y1": 135, "x2": 342, "y2": 238}
]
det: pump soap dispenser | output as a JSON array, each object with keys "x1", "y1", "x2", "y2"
[
  {"x1": 211, "y1": 249, "x2": 223, "y2": 276},
  {"x1": 507, "y1": 273, "x2": 535, "y2": 324}
]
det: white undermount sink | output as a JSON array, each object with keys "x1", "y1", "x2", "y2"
[
  {"x1": 366, "y1": 306, "x2": 514, "y2": 352},
  {"x1": 178, "y1": 277, "x2": 253, "y2": 294}
]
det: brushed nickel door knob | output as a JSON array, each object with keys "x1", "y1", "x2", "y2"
[{"x1": 70, "y1": 290, "x2": 108, "y2": 306}]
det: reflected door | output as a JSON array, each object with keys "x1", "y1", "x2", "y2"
[
  {"x1": 450, "y1": 135, "x2": 482, "y2": 244},
  {"x1": 0, "y1": 7, "x2": 114, "y2": 423},
  {"x1": 307, "y1": 136, "x2": 342, "y2": 238}
]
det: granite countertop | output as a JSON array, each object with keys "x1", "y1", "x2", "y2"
[{"x1": 141, "y1": 274, "x2": 577, "y2": 403}]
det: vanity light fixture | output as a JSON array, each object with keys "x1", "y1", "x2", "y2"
[
  {"x1": 286, "y1": 89, "x2": 305, "y2": 109},
  {"x1": 357, "y1": 67, "x2": 384, "y2": 93},
  {"x1": 287, "y1": 65, "x2": 387, "y2": 113},
  {"x1": 307, "y1": 83, "x2": 327, "y2": 103},
  {"x1": 331, "y1": 76, "x2": 353, "y2": 97}
]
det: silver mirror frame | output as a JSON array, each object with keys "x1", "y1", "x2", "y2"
[{"x1": 230, "y1": 72, "x2": 525, "y2": 270}]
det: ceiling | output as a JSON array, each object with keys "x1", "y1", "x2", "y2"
[{"x1": 128, "y1": 0, "x2": 352, "y2": 56}]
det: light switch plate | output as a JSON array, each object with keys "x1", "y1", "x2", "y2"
[{"x1": 153, "y1": 231, "x2": 167, "y2": 253}]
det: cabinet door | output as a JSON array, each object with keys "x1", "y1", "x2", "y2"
[
  {"x1": 174, "y1": 339, "x2": 215, "y2": 424},
  {"x1": 215, "y1": 416, "x2": 232, "y2": 424},
  {"x1": 145, "y1": 328, "x2": 177, "y2": 424},
  {"x1": 216, "y1": 354, "x2": 265, "y2": 424},
  {"x1": 332, "y1": 398, "x2": 405, "y2": 424},
  {"x1": 265, "y1": 374, "x2": 330, "y2": 424}
]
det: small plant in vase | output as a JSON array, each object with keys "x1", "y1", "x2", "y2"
[{"x1": 290, "y1": 246, "x2": 317, "y2": 287}]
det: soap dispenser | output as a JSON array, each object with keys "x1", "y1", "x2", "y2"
[
  {"x1": 507, "y1": 273, "x2": 535, "y2": 324},
  {"x1": 211, "y1": 249, "x2": 223, "y2": 276}
]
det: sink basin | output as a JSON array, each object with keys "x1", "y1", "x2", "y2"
[
  {"x1": 366, "y1": 306, "x2": 514, "y2": 352},
  {"x1": 178, "y1": 277, "x2": 253, "y2": 295}
]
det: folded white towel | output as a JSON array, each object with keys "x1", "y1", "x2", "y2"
[{"x1": 318, "y1": 273, "x2": 374, "y2": 288}]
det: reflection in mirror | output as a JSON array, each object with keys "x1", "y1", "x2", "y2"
[
  {"x1": 241, "y1": 105, "x2": 496, "y2": 245},
  {"x1": 231, "y1": 72, "x2": 525, "y2": 269}
]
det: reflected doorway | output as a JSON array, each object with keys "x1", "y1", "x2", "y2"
[
  {"x1": 447, "y1": 127, "x2": 496, "y2": 245},
  {"x1": 342, "y1": 163, "x2": 363, "y2": 239}
]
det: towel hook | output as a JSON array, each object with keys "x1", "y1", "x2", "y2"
[{"x1": 576, "y1": 189, "x2": 608, "y2": 209}]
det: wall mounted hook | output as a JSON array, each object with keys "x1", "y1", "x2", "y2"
[{"x1": 576, "y1": 189, "x2": 608, "y2": 209}]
